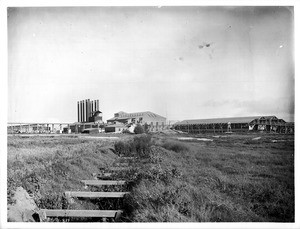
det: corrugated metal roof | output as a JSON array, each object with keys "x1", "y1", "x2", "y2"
[
  {"x1": 107, "y1": 111, "x2": 166, "y2": 121},
  {"x1": 174, "y1": 116, "x2": 277, "y2": 125}
]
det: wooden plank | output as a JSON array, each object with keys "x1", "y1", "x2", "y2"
[
  {"x1": 41, "y1": 209, "x2": 122, "y2": 218},
  {"x1": 65, "y1": 191, "x2": 129, "y2": 198},
  {"x1": 81, "y1": 180, "x2": 126, "y2": 186}
]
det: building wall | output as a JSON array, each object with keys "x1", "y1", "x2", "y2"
[
  {"x1": 142, "y1": 116, "x2": 166, "y2": 126},
  {"x1": 105, "y1": 126, "x2": 125, "y2": 133}
]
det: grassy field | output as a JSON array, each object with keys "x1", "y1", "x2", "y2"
[{"x1": 7, "y1": 132, "x2": 294, "y2": 222}]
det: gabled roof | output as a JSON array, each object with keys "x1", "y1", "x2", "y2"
[
  {"x1": 107, "y1": 111, "x2": 166, "y2": 121},
  {"x1": 174, "y1": 116, "x2": 279, "y2": 125}
]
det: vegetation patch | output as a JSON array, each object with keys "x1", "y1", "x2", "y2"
[
  {"x1": 7, "y1": 133, "x2": 294, "y2": 222},
  {"x1": 161, "y1": 140, "x2": 189, "y2": 152}
]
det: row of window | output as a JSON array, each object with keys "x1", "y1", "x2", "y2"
[{"x1": 119, "y1": 113, "x2": 144, "y2": 118}]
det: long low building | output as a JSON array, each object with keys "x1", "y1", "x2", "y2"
[{"x1": 173, "y1": 116, "x2": 294, "y2": 133}]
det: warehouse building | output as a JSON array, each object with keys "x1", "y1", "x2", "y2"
[
  {"x1": 173, "y1": 116, "x2": 293, "y2": 133},
  {"x1": 107, "y1": 111, "x2": 166, "y2": 125},
  {"x1": 107, "y1": 111, "x2": 167, "y2": 131}
]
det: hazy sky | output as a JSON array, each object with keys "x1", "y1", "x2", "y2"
[{"x1": 8, "y1": 6, "x2": 294, "y2": 123}]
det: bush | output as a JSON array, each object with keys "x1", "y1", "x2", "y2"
[
  {"x1": 114, "y1": 135, "x2": 152, "y2": 158},
  {"x1": 133, "y1": 135, "x2": 152, "y2": 158},
  {"x1": 134, "y1": 124, "x2": 145, "y2": 134},
  {"x1": 114, "y1": 141, "x2": 134, "y2": 156},
  {"x1": 161, "y1": 140, "x2": 189, "y2": 152},
  {"x1": 143, "y1": 123, "x2": 150, "y2": 133}
]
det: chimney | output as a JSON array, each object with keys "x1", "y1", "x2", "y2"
[
  {"x1": 86, "y1": 99, "x2": 89, "y2": 122},
  {"x1": 80, "y1": 100, "x2": 83, "y2": 123},
  {"x1": 83, "y1": 100, "x2": 85, "y2": 122},
  {"x1": 77, "y1": 101, "x2": 80, "y2": 123},
  {"x1": 91, "y1": 101, "x2": 94, "y2": 116}
]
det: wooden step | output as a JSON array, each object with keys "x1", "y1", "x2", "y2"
[
  {"x1": 40, "y1": 209, "x2": 123, "y2": 218},
  {"x1": 81, "y1": 180, "x2": 126, "y2": 186},
  {"x1": 65, "y1": 191, "x2": 129, "y2": 198}
]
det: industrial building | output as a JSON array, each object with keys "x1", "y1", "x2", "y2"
[
  {"x1": 104, "y1": 123, "x2": 126, "y2": 133},
  {"x1": 62, "y1": 99, "x2": 104, "y2": 133},
  {"x1": 107, "y1": 111, "x2": 166, "y2": 130},
  {"x1": 7, "y1": 123, "x2": 71, "y2": 134},
  {"x1": 77, "y1": 99, "x2": 102, "y2": 123},
  {"x1": 106, "y1": 111, "x2": 167, "y2": 132},
  {"x1": 173, "y1": 116, "x2": 294, "y2": 133},
  {"x1": 8, "y1": 97, "x2": 293, "y2": 135}
]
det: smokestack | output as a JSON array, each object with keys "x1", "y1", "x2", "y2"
[
  {"x1": 91, "y1": 101, "x2": 94, "y2": 116},
  {"x1": 80, "y1": 100, "x2": 83, "y2": 123},
  {"x1": 83, "y1": 100, "x2": 85, "y2": 122},
  {"x1": 89, "y1": 100, "x2": 92, "y2": 120},
  {"x1": 97, "y1": 99, "x2": 99, "y2": 111},
  {"x1": 77, "y1": 101, "x2": 80, "y2": 123},
  {"x1": 86, "y1": 99, "x2": 88, "y2": 122}
]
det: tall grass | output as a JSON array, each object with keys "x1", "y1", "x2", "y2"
[
  {"x1": 8, "y1": 134, "x2": 294, "y2": 222},
  {"x1": 7, "y1": 136, "x2": 118, "y2": 218},
  {"x1": 120, "y1": 135, "x2": 294, "y2": 222},
  {"x1": 161, "y1": 140, "x2": 189, "y2": 152},
  {"x1": 114, "y1": 134, "x2": 152, "y2": 158}
]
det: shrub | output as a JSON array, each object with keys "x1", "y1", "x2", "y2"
[
  {"x1": 161, "y1": 140, "x2": 189, "y2": 152},
  {"x1": 114, "y1": 141, "x2": 134, "y2": 156},
  {"x1": 143, "y1": 123, "x2": 150, "y2": 133},
  {"x1": 114, "y1": 135, "x2": 152, "y2": 158},
  {"x1": 133, "y1": 135, "x2": 152, "y2": 158},
  {"x1": 134, "y1": 124, "x2": 145, "y2": 134}
]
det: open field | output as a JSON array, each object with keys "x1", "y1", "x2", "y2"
[{"x1": 7, "y1": 132, "x2": 294, "y2": 222}]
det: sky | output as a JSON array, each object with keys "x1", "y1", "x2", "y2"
[{"x1": 7, "y1": 6, "x2": 294, "y2": 123}]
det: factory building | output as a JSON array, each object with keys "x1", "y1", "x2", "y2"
[
  {"x1": 107, "y1": 111, "x2": 166, "y2": 126},
  {"x1": 77, "y1": 99, "x2": 102, "y2": 123},
  {"x1": 173, "y1": 116, "x2": 293, "y2": 133},
  {"x1": 61, "y1": 99, "x2": 104, "y2": 133}
]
